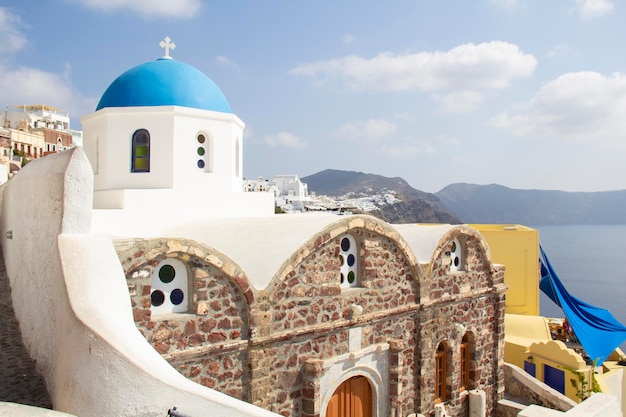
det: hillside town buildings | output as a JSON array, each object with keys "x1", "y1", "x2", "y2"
[{"x1": 0, "y1": 105, "x2": 82, "y2": 181}]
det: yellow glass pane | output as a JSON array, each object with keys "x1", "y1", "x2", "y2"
[{"x1": 134, "y1": 158, "x2": 149, "y2": 170}]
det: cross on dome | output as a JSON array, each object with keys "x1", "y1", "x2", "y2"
[{"x1": 159, "y1": 36, "x2": 176, "y2": 59}]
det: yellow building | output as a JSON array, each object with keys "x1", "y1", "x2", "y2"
[
  {"x1": 471, "y1": 224, "x2": 539, "y2": 315},
  {"x1": 474, "y1": 224, "x2": 626, "y2": 412}
]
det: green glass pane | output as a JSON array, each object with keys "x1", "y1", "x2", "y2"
[
  {"x1": 135, "y1": 145, "x2": 149, "y2": 157},
  {"x1": 197, "y1": 147, "x2": 205, "y2": 156},
  {"x1": 347, "y1": 271, "x2": 355, "y2": 284},
  {"x1": 159, "y1": 264, "x2": 176, "y2": 283}
]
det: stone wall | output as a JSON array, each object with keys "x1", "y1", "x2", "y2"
[
  {"x1": 116, "y1": 217, "x2": 506, "y2": 417},
  {"x1": 118, "y1": 238, "x2": 253, "y2": 398}
]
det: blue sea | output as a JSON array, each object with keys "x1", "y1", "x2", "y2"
[{"x1": 534, "y1": 224, "x2": 626, "y2": 351}]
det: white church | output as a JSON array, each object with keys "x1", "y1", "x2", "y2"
[
  {"x1": 82, "y1": 36, "x2": 273, "y2": 216},
  {"x1": 0, "y1": 38, "x2": 620, "y2": 417}
]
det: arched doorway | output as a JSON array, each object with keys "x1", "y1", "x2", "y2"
[{"x1": 326, "y1": 376, "x2": 372, "y2": 417}]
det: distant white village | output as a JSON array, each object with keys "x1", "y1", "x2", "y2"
[
  {"x1": 0, "y1": 105, "x2": 400, "y2": 214},
  {"x1": 243, "y1": 174, "x2": 401, "y2": 214}
]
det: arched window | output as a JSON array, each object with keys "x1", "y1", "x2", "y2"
[
  {"x1": 460, "y1": 334, "x2": 470, "y2": 391},
  {"x1": 339, "y1": 234, "x2": 358, "y2": 288},
  {"x1": 131, "y1": 129, "x2": 150, "y2": 172},
  {"x1": 150, "y1": 259, "x2": 189, "y2": 315},
  {"x1": 435, "y1": 342, "x2": 448, "y2": 402},
  {"x1": 196, "y1": 132, "x2": 214, "y2": 172},
  {"x1": 449, "y1": 238, "x2": 464, "y2": 272}
]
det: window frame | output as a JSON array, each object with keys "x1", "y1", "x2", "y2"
[
  {"x1": 339, "y1": 234, "x2": 359, "y2": 289},
  {"x1": 449, "y1": 238, "x2": 464, "y2": 272},
  {"x1": 435, "y1": 342, "x2": 447, "y2": 402},
  {"x1": 460, "y1": 334, "x2": 470, "y2": 391},
  {"x1": 131, "y1": 129, "x2": 150, "y2": 173},
  {"x1": 150, "y1": 258, "x2": 190, "y2": 316}
]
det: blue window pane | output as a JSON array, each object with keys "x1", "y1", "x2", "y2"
[{"x1": 170, "y1": 288, "x2": 184, "y2": 305}]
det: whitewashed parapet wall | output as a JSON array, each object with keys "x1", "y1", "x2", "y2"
[{"x1": 0, "y1": 147, "x2": 279, "y2": 417}]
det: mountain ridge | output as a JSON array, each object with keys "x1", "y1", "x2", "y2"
[
  {"x1": 301, "y1": 169, "x2": 626, "y2": 225},
  {"x1": 435, "y1": 183, "x2": 626, "y2": 225},
  {"x1": 302, "y1": 169, "x2": 462, "y2": 224}
]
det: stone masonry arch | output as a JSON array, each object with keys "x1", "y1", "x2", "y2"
[{"x1": 114, "y1": 237, "x2": 256, "y2": 399}]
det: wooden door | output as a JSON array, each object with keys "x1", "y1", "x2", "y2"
[{"x1": 326, "y1": 376, "x2": 373, "y2": 417}]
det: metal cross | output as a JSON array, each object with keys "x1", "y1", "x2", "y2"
[{"x1": 159, "y1": 36, "x2": 176, "y2": 58}]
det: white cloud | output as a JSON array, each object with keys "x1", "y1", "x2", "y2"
[
  {"x1": 290, "y1": 41, "x2": 537, "y2": 93},
  {"x1": 0, "y1": 8, "x2": 27, "y2": 57},
  {"x1": 432, "y1": 90, "x2": 485, "y2": 114},
  {"x1": 0, "y1": 7, "x2": 95, "y2": 120},
  {"x1": 0, "y1": 65, "x2": 96, "y2": 119},
  {"x1": 332, "y1": 118, "x2": 397, "y2": 140},
  {"x1": 575, "y1": 0, "x2": 614, "y2": 20},
  {"x1": 490, "y1": 71, "x2": 626, "y2": 143},
  {"x1": 262, "y1": 132, "x2": 308, "y2": 149},
  {"x1": 215, "y1": 56, "x2": 240, "y2": 71},
  {"x1": 68, "y1": 0, "x2": 201, "y2": 19}
]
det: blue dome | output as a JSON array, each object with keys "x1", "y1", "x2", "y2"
[{"x1": 96, "y1": 58, "x2": 232, "y2": 113}]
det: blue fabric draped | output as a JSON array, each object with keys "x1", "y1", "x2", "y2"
[{"x1": 539, "y1": 245, "x2": 626, "y2": 365}]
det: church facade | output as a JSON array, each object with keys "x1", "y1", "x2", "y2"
[
  {"x1": 115, "y1": 222, "x2": 506, "y2": 417},
  {"x1": 82, "y1": 38, "x2": 507, "y2": 417}
]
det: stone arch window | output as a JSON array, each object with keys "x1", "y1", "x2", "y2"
[
  {"x1": 449, "y1": 238, "x2": 464, "y2": 272},
  {"x1": 435, "y1": 341, "x2": 448, "y2": 402},
  {"x1": 460, "y1": 333, "x2": 471, "y2": 391},
  {"x1": 196, "y1": 132, "x2": 213, "y2": 172},
  {"x1": 131, "y1": 128, "x2": 150, "y2": 172},
  {"x1": 339, "y1": 234, "x2": 358, "y2": 288},
  {"x1": 150, "y1": 258, "x2": 189, "y2": 315}
]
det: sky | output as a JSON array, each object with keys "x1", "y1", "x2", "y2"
[{"x1": 1, "y1": 0, "x2": 626, "y2": 193}]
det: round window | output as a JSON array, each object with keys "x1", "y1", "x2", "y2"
[
  {"x1": 170, "y1": 288, "x2": 184, "y2": 305},
  {"x1": 151, "y1": 290, "x2": 165, "y2": 306},
  {"x1": 159, "y1": 265, "x2": 176, "y2": 283}
]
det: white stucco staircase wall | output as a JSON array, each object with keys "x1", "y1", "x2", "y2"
[{"x1": 0, "y1": 148, "x2": 279, "y2": 417}]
